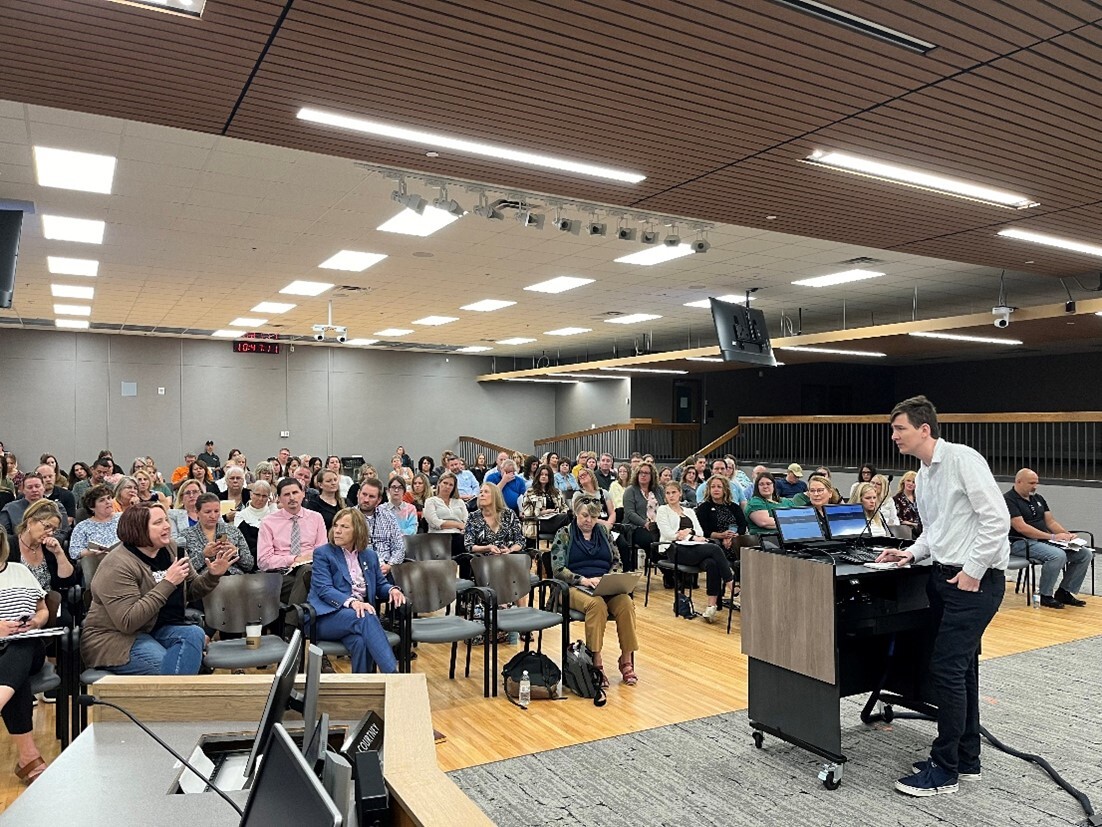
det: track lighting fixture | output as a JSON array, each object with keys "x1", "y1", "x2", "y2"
[
  {"x1": 518, "y1": 207, "x2": 545, "y2": 230},
  {"x1": 473, "y1": 192, "x2": 503, "y2": 220},
  {"x1": 432, "y1": 185, "x2": 465, "y2": 218},
  {"x1": 391, "y1": 179, "x2": 426, "y2": 214},
  {"x1": 663, "y1": 225, "x2": 682, "y2": 247}
]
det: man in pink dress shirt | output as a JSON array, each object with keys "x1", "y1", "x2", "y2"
[{"x1": 258, "y1": 477, "x2": 327, "y2": 609}]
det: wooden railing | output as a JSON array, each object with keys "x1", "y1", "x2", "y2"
[
  {"x1": 695, "y1": 425, "x2": 741, "y2": 461},
  {"x1": 534, "y1": 419, "x2": 700, "y2": 464},
  {"x1": 456, "y1": 435, "x2": 523, "y2": 466},
  {"x1": 735, "y1": 413, "x2": 1102, "y2": 481}
]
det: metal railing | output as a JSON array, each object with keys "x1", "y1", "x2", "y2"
[
  {"x1": 735, "y1": 414, "x2": 1102, "y2": 481},
  {"x1": 534, "y1": 420, "x2": 700, "y2": 464}
]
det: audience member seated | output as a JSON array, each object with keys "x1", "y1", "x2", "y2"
[
  {"x1": 169, "y1": 451, "x2": 196, "y2": 488},
  {"x1": 258, "y1": 478, "x2": 327, "y2": 608},
  {"x1": 284, "y1": 456, "x2": 301, "y2": 481},
  {"x1": 1, "y1": 473, "x2": 52, "y2": 535},
  {"x1": 775, "y1": 463, "x2": 808, "y2": 498},
  {"x1": 812, "y1": 465, "x2": 831, "y2": 480},
  {"x1": 395, "y1": 445, "x2": 414, "y2": 469},
  {"x1": 252, "y1": 460, "x2": 276, "y2": 494},
  {"x1": 555, "y1": 459, "x2": 579, "y2": 496},
  {"x1": 233, "y1": 480, "x2": 275, "y2": 557},
  {"x1": 82, "y1": 504, "x2": 236, "y2": 676},
  {"x1": 168, "y1": 479, "x2": 204, "y2": 543},
  {"x1": 853, "y1": 483, "x2": 891, "y2": 537},
  {"x1": 868, "y1": 474, "x2": 899, "y2": 525},
  {"x1": 352, "y1": 479, "x2": 405, "y2": 577},
  {"x1": 10, "y1": 500, "x2": 79, "y2": 593},
  {"x1": 134, "y1": 468, "x2": 171, "y2": 508},
  {"x1": 446, "y1": 453, "x2": 480, "y2": 510},
  {"x1": 406, "y1": 473, "x2": 432, "y2": 532},
  {"x1": 0, "y1": 532, "x2": 53, "y2": 784},
  {"x1": 182, "y1": 493, "x2": 254, "y2": 576},
  {"x1": 388, "y1": 455, "x2": 413, "y2": 485},
  {"x1": 218, "y1": 466, "x2": 250, "y2": 513},
  {"x1": 695, "y1": 459, "x2": 738, "y2": 504},
  {"x1": 304, "y1": 469, "x2": 343, "y2": 531},
  {"x1": 38, "y1": 463, "x2": 74, "y2": 529},
  {"x1": 804, "y1": 475, "x2": 838, "y2": 534},
  {"x1": 293, "y1": 465, "x2": 318, "y2": 499},
  {"x1": 464, "y1": 484, "x2": 525, "y2": 561},
  {"x1": 550, "y1": 500, "x2": 639, "y2": 686},
  {"x1": 308, "y1": 508, "x2": 405, "y2": 674},
  {"x1": 112, "y1": 475, "x2": 140, "y2": 513},
  {"x1": 67, "y1": 462, "x2": 91, "y2": 495},
  {"x1": 382, "y1": 476, "x2": 418, "y2": 536},
  {"x1": 621, "y1": 462, "x2": 662, "y2": 573},
  {"x1": 606, "y1": 463, "x2": 630, "y2": 521},
  {"x1": 423, "y1": 471, "x2": 468, "y2": 557},
  {"x1": 69, "y1": 485, "x2": 121, "y2": 561},
  {"x1": 519, "y1": 455, "x2": 540, "y2": 488},
  {"x1": 40, "y1": 454, "x2": 69, "y2": 491},
  {"x1": 417, "y1": 455, "x2": 440, "y2": 485},
  {"x1": 484, "y1": 457, "x2": 527, "y2": 513},
  {"x1": 519, "y1": 464, "x2": 570, "y2": 543},
  {"x1": 893, "y1": 470, "x2": 922, "y2": 537},
  {"x1": 679, "y1": 466, "x2": 700, "y2": 506},
  {"x1": 695, "y1": 474, "x2": 749, "y2": 557},
  {"x1": 848, "y1": 462, "x2": 878, "y2": 499},
  {"x1": 344, "y1": 462, "x2": 377, "y2": 507},
  {"x1": 1005, "y1": 468, "x2": 1090, "y2": 609},
  {"x1": 656, "y1": 482, "x2": 736, "y2": 623},
  {"x1": 724, "y1": 456, "x2": 755, "y2": 506},
  {"x1": 657, "y1": 466, "x2": 674, "y2": 487},
  {"x1": 745, "y1": 473, "x2": 784, "y2": 535},
  {"x1": 72, "y1": 456, "x2": 113, "y2": 505},
  {"x1": 4, "y1": 455, "x2": 23, "y2": 496},
  {"x1": 572, "y1": 468, "x2": 616, "y2": 534},
  {"x1": 323, "y1": 456, "x2": 353, "y2": 501}
]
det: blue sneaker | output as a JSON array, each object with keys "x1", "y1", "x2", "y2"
[
  {"x1": 895, "y1": 760, "x2": 959, "y2": 797},
  {"x1": 913, "y1": 759, "x2": 981, "y2": 781}
]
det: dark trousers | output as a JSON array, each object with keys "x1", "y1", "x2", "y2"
[
  {"x1": 926, "y1": 565, "x2": 1004, "y2": 773},
  {"x1": 316, "y1": 607, "x2": 397, "y2": 674},
  {"x1": 619, "y1": 525, "x2": 657, "y2": 571},
  {"x1": 667, "y1": 542, "x2": 734, "y2": 596},
  {"x1": 280, "y1": 565, "x2": 312, "y2": 625},
  {"x1": 0, "y1": 640, "x2": 45, "y2": 736}
]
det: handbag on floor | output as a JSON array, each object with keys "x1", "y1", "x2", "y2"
[
  {"x1": 563, "y1": 641, "x2": 607, "y2": 707},
  {"x1": 502, "y1": 650, "x2": 562, "y2": 705}
]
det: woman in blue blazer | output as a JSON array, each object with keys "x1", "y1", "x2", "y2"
[{"x1": 308, "y1": 507, "x2": 405, "y2": 673}]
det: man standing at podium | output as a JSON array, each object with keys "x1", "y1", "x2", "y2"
[{"x1": 877, "y1": 395, "x2": 1009, "y2": 798}]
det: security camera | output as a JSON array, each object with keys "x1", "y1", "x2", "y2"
[
  {"x1": 691, "y1": 239, "x2": 710, "y2": 253},
  {"x1": 313, "y1": 331, "x2": 326, "y2": 342},
  {"x1": 586, "y1": 221, "x2": 607, "y2": 237},
  {"x1": 617, "y1": 227, "x2": 637, "y2": 242},
  {"x1": 336, "y1": 333, "x2": 347, "y2": 344},
  {"x1": 991, "y1": 305, "x2": 1013, "y2": 328}
]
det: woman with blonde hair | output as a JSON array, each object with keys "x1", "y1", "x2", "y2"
[
  {"x1": 854, "y1": 482, "x2": 891, "y2": 537},
  {"x1": 893, "y1": 470, "x2": 921, "y2": 536},
  {"x1": 852, "y1": 473, "x2": 899, "y2": 527},
  {"x1": 133, "y1": 468, "x2": 171, "y2": 508},
  {"x1": 168, "y1": 479, "x2": 205, "y2": 542}
]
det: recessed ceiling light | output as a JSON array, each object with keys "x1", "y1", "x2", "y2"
[
  {"x1": 53, "y1": 304, "x2": 92, "y2": 316},
  {"x1": 604, "y1": 313, "x2": 661, "y2": 325},
  {"x1": 318, "y1": 250, "x2": 388, "y2": 271},
  {"x1": 345, "y1": 338, "x2": 380, "y2": 346},
  {"x1": 598, "y1": 366, "x2": 689, "y2": 375},
  {"x1": 778, "y1": 346, "x2": 886, "y2": 357},
  {"x1": 55, "y1": 318, "x2": 89, "y2": 330},
  {"x1": 461, "y1": 299, "x2": 517, "y2": 312},
  {"x1": 105, "y1": 0, "x2": 206, "y2": 16},
  {"x1": 374, "y1": 328, "x2": 413, "y2": 337},
  {"x1": 496, "y1": 337, "x2": 537, "y2": 346},
  {"x1": 803, "y1": 150, "x2": 1039, "y2": 209},
  {"x1": 909, "y1": 331, "x2": 1023, "y2": 345},
  {"x1": 412, "y1": 315, "x2": 459, "y2": 326},
  {"x1": 523, "y1": 276, "x2": 594, "y2": 294},
  {"x1": 251, "y1": 301, "x2": 296, "y2": 314},
  {"x1": 50, "y1": 284, "x2": 94, "y2": 300},
  {"x1": 503, "y1": 378, "x2": 580, "y2": 384},
  {"x1": 456, "y1": 345, "x2": 493, "y2": 353},
  {"x1": 34, "y1": 147, "x2": 117, "y2": 194},
  {"x1": 211, "y1": 329, "x2": 244, "y2": 338},
  {"x1": 686, "y1": 357, "x2": 724, "y2": 362},
  {"x1": 47, "y1": 256, "x2": 99, "y2": 277},
  {"x1": 614, "y1": 244, "x2": 694, "y2": 266},
  {"x1": 684, "y1": 294, "x2": 748, "y2": 308},
  {"x1": 377, "y1": 206, "x2": 459, "y2": 237},
  {"x1": 296, "y1": 107, "x2": 646, "y2": 184},
  {"x1": 41, "y1": 215, "x2": 105, "y2": 244},
  {"x1": 229, "y1": 317, "x2": 267, "y2": 327},
  {"x1": 997, "y1": 228, "x2": 1102, "y2": 258},
  {"x1": 279, "y1": 280, "x2": 333, "y2": 297},
  {"x1": 545, "y1": 327, "x2": 591, "y2": 336},
  {"x1": 792, "y1": 269, "x2": 885, "y2": 287}
]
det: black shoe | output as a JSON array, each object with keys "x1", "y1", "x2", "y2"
[
  {"x1": 1056, "y1": 588, "x2": 1087, "y2": 607},
  {"x1": 1038, "y1": 595, "x2": 1065, "y2": 609}
]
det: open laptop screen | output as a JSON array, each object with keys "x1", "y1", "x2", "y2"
[
  {"x1": 773, "y1": 507, "x2": 825, "y2": 544},
  {"x1": 824, "y1": 503, "x2": 867, "y2": 539}
]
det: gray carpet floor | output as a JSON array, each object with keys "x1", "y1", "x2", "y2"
[{"x1": 451, "y1": 635, "x2": 1102, "y2": 826}]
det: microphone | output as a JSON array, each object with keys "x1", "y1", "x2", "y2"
[{"x1": 78, "y1": 695, "x2": 244, "y2": 816}]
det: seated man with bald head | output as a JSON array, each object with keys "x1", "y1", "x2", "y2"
[{"x1": 1005, "y1": 468, "x2": 1090, "y2": 609}]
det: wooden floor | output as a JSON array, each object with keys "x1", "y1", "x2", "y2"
[{"x1": 3, "y1": 576, "x2": 1100, "y2": 810}]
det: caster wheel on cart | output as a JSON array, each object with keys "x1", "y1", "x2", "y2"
[
  {"x1": 822, "y1": 771, "x2": 841, "y2": 790},
  {"x1": 882, "y1": 705, "x2": 895, "y2": 723},
  {"x1": 752, "y1": 731, "x2": 764, "y2": 749}
]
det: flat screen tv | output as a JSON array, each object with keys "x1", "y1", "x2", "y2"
[{"x1": 709, "y1": 297, "x2": 776, "y2": 367}]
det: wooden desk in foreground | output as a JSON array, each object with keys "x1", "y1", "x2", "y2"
[{"x1": 1, "y1": 673, "x2": 490, "y2": 827}]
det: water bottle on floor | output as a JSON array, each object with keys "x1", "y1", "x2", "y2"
[
  {"x1": 518, "y1": 670, "x2": 531, "y2": 709},
  {"x1": 1032, "y1": 591, "x2": 1040, "y2": 609}
]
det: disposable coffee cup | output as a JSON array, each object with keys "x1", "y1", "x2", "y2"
[{"x1": 245, "y1": 623, "x2": 262, "y2": 649}]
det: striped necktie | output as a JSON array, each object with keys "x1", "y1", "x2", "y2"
[{"x1": 289, "y1": 514, "x2": 301, "y2": 561}]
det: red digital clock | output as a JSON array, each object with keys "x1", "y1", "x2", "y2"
[{"x1": 233, "y1": 340, "x2": 281, "y2": 355}]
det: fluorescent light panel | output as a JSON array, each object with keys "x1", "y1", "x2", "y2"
[
  {"x1": 614, "y1": 244, "x2": 693, "y2": 266},
  {"x1": 997, "y1": 228, "x2": 1102, "y2": 258},
  {"x1": 545, "y1": 327, "x2": 591, "y2": 336},
  {"x1": 684, "y1": 294, "x2": 747, "y2": 308},
  {"x1": 50, "y1": 284, "x2": 94, "y2": 300},
  {"x1": 251, "y1": 301, "x2": 296, "y2": 314},
  {"x1": 296, "y1": 107, "x2": 646, "y2": 184},
  {"x1": 345, "y1": 338, "x2": 379, "y2": 346},
  {"x1": 598, "y1": 366, "x2": 688, "y2": 375},
  {"x1": 377, "y1": 206, "x2": 459, "y2": 237},
  {"x1": 229, "y1": 317, "x2": 267, "y2": 328},
  {"x1": 605, "y1": 313, "x2": 661, "y2": 325},
  {"x1": 792, "y1": 268, "x2": 885, "y2": 287},
  {"x1": 496, "y1": 337, "x2": 536, "y2": 345},
  {"x1": 909, "y1": 331, "x2": 1022, "y2": 345},
  {"x1": 318, "y1": 250, "x2": 387, "y2": 271},
  {"x1": 374, "y1": 328, "x2": 413, "y2": 337},
  {"x1": 804, "y1": 151, "x2": 1039, "y2": 209},
  {"x1": 47, "y1": 256, "x2": 98, "y2": 277},
  {"x1": 55, "y1": 319, "x2": 89, "y2": 329},
  {"x1": 41, "y1": 215, "x2": 105, "y2": 244},
  {"x1": 461, "y1": 299, "x2": 516, "y2": 312},
  {"x1": 53, "y1": 304, "x2": 91, "y2": 316},
  {"x1": 771, "y1": 0, "x2": 935, "y2": 53},
  {"x1": 34, "y1": 147, "x2": 117, "y2": 194},
  {"x1": 456, "y1": 345, "x2": 493, "y2": 353},
  {"x1": 211, "y1": 329, "x2": 243, "y2": 338},
  {"x1": 504, "y1": 378, "x2": 580, "y2": 384},
  {"x1": 279, "y1": 280, "x2": 333, "y2": 296},
  {"x1": 546, "y1": 373, "x2": 623, "y2": 380},
  {"x1": 412, "y1": 316, "x2": 458, "y2": 326},
  {"x1": 779, "y1": 346, "x2": 886, "y2": 357},
  {"x1": 523, "y1": 276, "x2": 594, "y2": 294}
]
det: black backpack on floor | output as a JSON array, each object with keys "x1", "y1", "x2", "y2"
[
  {"x1": 563, "y1": 641, "x2": 607, "y2": 707},
  {"x1": 502, "y1": 650, "x2": 562, "y2": 706}
]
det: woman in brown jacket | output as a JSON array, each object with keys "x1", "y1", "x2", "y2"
[{"x1": 81, "y1": 503, "x2": 237, "y2": 675}]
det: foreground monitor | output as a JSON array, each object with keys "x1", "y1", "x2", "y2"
[
  {"x1": 243, "y1": 628, "x2": 303, "y2": 781},
  {"x1": 240, "y1": 723, "x2": 342, "y2": 827},
  {"x1": 710, "y1": 297, "x2": 777, "y2": 367}
]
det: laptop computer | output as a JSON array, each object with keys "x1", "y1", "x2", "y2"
[
  {"x1": 576, "y1": 572, "x2": 638, "y2": 596},
  {"x1": 823, "y1": 503, "x2": 868, "y2": 540},
  {"x1": 773, "y1": 507, "x2": 844, "y2": 552}
]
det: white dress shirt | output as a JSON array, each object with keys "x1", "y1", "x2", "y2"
[{"x1": 909, "y1": 439, "x2": 1010, "y2": 580}]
